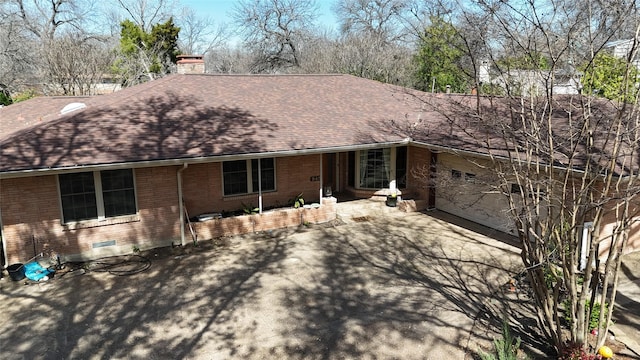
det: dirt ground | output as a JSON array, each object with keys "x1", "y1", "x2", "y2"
[{"x1": 0, "y1": 209, "x2": 636, "y2": 359}]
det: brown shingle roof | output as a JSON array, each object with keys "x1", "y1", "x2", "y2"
[
  {"x1": 0, "y1": 74, "x2": 426, "y2": 173},
  {"x1": 4, "y1": 74, "x2": 634, "y2": 177},
  {"x1": 408, "y1": 94, "x2": 640, "y2": 176}
]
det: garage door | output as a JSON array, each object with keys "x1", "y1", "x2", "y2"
[{"x1": 434, "y1": 154, "x2": 516, "y2": 235}]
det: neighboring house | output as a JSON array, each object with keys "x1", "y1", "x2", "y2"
[
  {"x1": 604, "y1": 39, "x2": 640, "y2": 68},
  {"x1": 1, "y1": 63, "x2": 638, "y2": 267},
  {"x1": 478, "y1": 61, "x2": 582, "y2": 96},
  {"x1": 493, "y1": 69, "x2": 582, "y2": 96}
]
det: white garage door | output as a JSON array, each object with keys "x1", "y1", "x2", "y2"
[{"x1": 435, "y1": 154, "x2": 516, "y2": 235}]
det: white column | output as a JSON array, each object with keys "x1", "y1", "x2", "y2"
[
  {"x1": 319, "y1": 154, "x2": 323, "y2": 205},
  {"x1": 580, "y1": 222, "x2": 594, "y2": 271},
  {"x1": 258, "y1": 159, "x2": 263, "y2": 214}
]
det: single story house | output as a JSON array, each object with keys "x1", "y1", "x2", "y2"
[
  {"x1": 0, "y1": 71, "x2": 435, "y2": 265},
  {"x1": 1, "y1": 63, "x2": 639, "y2": 266}
]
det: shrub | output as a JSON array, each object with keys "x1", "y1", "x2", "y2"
[
  {"x1": 478, "y1": 316, "x2": 521, "y2": 360},
  {"x1": 563, "y1": 299, "x2": 609, "y2": 331}
]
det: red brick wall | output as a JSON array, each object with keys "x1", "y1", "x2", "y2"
[
  {"x1": 182, "y1": 155, "x2": 323, "y2": 218},
  {"x1": 1, "y1": 167, "x2": 181, "y2": 263},
  {"x1": 599, "y1": 201, "x2": 640, "y2": 255},
  {"x1": 1, "y1": 155, "x2": 329, "y2": 263},
  {"x1": 194, "y1": 197, "x2": 337, "y2": 240},
  {"x1": 407, "y1": 145, "x2": 430, "y2": 200}
]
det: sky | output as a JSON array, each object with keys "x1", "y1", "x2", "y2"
[{"x1": 179, "y1": 0, "x2": 338, "y2": 30}]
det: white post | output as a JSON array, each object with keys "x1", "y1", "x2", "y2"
[
  {"x1": 580, "y1": 222, "x2": 594, "y2": 271},
  {"x1": 177, "y1": 164, "x2": 189, "y2": 247},
  {"x1": 389, "y1": 148, "x2": 397, "y2": 193},
  {"x1": 319, "y1": 154, "x2": 323, "y2": 205},
  {"x1": 258, "y1": 159, "x2": 263, "y2": 214}
]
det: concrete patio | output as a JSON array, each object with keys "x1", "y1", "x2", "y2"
[{"x1": 0, "y1": 203, "x2": 572, "y2": 359}]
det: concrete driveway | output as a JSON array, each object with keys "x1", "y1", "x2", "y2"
[{"x1": 0, "y1": 207, "x2": 527, "y2": 359}]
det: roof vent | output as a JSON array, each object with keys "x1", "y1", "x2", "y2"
[{"x1": 60, "y1": 102, "x2": 86, "y2": 114}]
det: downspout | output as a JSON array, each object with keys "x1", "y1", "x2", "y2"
[{"x1": 177, "y1": 164, "x2": 188, "y2": 247}]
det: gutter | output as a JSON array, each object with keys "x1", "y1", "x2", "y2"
[
  {"x1": 0, "y1": 140, "x2": 410, "y2": 180},
  {"x1": 177, "y1": 164, "x2": 188, "y2": 247},
  {"x1": 411, "y1": 140, "x2": 605, "y2": 178}
]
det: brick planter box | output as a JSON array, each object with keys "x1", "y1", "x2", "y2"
[{"x1": 193, "y1": 197, "x2": 337, "y2": 240}]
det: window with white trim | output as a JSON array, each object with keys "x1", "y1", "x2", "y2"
[
  {"x1": 59, "y1": 169, "x2": 137, "y2": 223},
  {"x1": 360, "y1": 148, "x2": 391, "y2": 188},
  {"x1": 223, "y1": 158, "x2": 276, "y2": 196},
  {"x1": 355, "y1": 147, "x2": 407, "y2": 189}
]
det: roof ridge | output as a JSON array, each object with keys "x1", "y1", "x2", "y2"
[{"x1": 181, "y1": 73, "x2": 347, "y2": 78}]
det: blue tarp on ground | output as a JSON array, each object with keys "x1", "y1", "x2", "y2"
[{"x1": 24, "y1": 262, "x2": 54, "y2": 281}]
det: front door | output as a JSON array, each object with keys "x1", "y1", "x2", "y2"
[{"x1": 323, "y1": 153, "x2": 336, "y2": 195}]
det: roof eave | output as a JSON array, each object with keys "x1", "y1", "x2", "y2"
[{"x1": 0, "y1": 139, "x2": 411, "y2": 179}]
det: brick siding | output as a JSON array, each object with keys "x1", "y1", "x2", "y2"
[
  {"x1": 406, "y1": 146, "x2": 431, "y2": 201},
  {"x1": 182, "y1": 154, "x2": 323, "y2": 217},
  {"x1": 1, "y1": 167, "x2": 181, "y2": 263},
  {"x1": 1, "y1": 154, "x2": 332, "y2": 264}
]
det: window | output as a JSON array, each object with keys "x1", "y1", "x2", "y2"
[
  {"x1": 355, "y1": 147, "x2": 407, "y2": 190},
  {"x1": 223, "y1": 160, "x2": 248, "y2": 195},
  {"x1": 252, "y1": 158, "x2": 275, "y2": 192},
  {"x1": 59, "y1": 169, "x2": 137, "y2": 223},
  {"x1": 101, "y1": 170, "x2": 137, "y2": 217},
  {"x1": 59, "y1": 172, "x2": 97, "y2": 222},
  {"x1": 451, "y1": 169, "x2": 462, "y2": 179},
  {"x1": 359, "y1": 148, "x2": 390, "y2": 188},
  {"x1": 223, "y1": 158, "x2": 276, "y2": 196},
  {"x1": 465, "y1": 173, "x2": 476, "y2": 182}
]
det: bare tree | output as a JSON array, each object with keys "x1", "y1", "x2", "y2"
[
  {"x1": 0, "y1": 5, "x2": 36, "y2": 91},
  {"x1": 42, "y1": 32, "x2": 115, "y2": 95},
  {"x1": 114, "y1": 0, "x2": 176, "y2": 32},
  {"x1": 176, "y1": 6, "x2": 228, "y2": 55},
  {"x1": 403, "y1": 0, "x2": 640, "y2": 354},
  {"x1": 232, "y1": 0, "x2": 319, "y2": 73},
  {"x1": 332, "y1": 0, "x2": 411, "y2": 44},
  {"x1": 323, "y1": 0, "x2": 416, "y2": 84},
  {"x1": 0, "y1": 0, "x2": 103, "y2": 95},
  {"x1": 296, "y1": 31, "x2": 339, "y2": 74},
  {"x1": 332, "y1": 33, "x2": 413, "y2": 84},
  {"x1": 206, "y1": 45, "x2": 253, "y2": 74},
  {"x1": 6, "y1": 0, "x2": 95, "y2": 40}
]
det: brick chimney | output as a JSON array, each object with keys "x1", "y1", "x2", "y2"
[{"x1": 177, "y1": 55, "x2": 205, "y2": 74}]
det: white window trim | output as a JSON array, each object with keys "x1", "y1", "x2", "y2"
[
  {"x1": 93, "y1": 171, "x2": 106, "y2": 220},
  {"x1": 58, "y1": 169, "x2": 138, "y2": 225}
]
